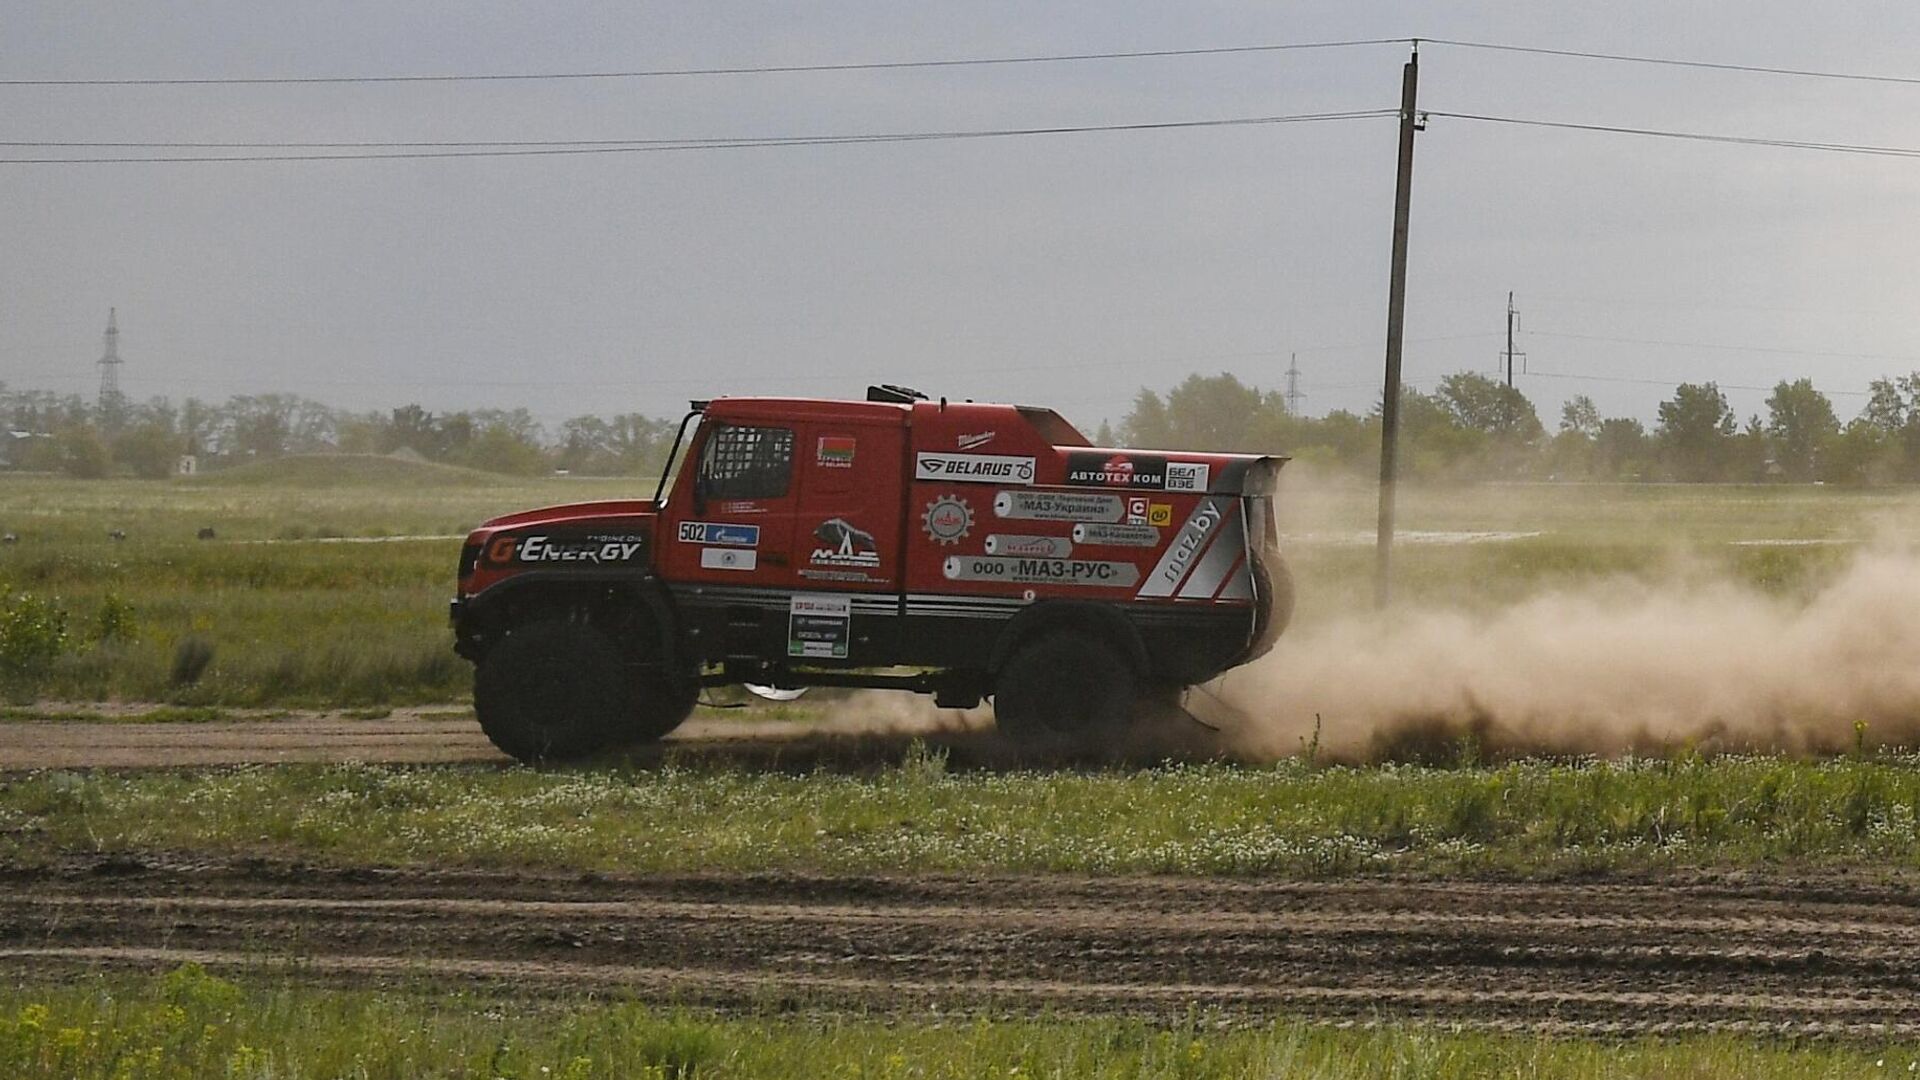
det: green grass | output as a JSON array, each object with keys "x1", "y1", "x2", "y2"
[
  {"x1": 0, "y1": 467, "x2": 644, "y2": 705},
  {"x1": 13, "y1": 754, "x2": 1920, "y2": 877},
  {"x1": 189, "y1": 452, "x2": 505, "y2": 489},
  {"x1": 0, "y1": 965, "x2": 1902, "y2": 1079},
  {"x1": 0, "y1": 468, "x2": 1914, "y2": 706},
  {"x1": 0, "y1": 705, "x2": 234, "y2": 724}
]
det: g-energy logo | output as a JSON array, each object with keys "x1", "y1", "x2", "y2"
[{"x1": 485, "y1": 534, "x2": 646, "y2": 566}]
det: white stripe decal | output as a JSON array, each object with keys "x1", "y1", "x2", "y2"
[
  {"x1": 1178, "y1": 506, "x2": 1245, "y2": 600},
  {"x1": 1137, "y1": 496, "x2": 1231, "y2": 599}
]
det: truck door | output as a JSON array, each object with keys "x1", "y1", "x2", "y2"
[
  {"x1": 660, "y1": 421, "x2": 801, "y2": 588},
  {"x1": 793, "y1": 420, "x2": 904, "y2": 593}
]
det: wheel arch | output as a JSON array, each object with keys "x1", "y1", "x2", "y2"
[
  {"x1": 988, "y1": 600, "x2": 1148, "y2": 677},
  {"x1": 455, "y1": 573, "x2": 684, "y2": 669}
]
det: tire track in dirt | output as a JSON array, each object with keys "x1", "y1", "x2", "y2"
[
  {"x1": 0, "y1": 710, "x2": 1000, "y2": 769},
  {"x1": 5, "y1": 856, "x2": 1920, "y2": 1035}
]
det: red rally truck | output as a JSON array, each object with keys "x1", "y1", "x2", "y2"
[{"x1": 451, "y1": 386, "x2": 1291, "y2": 762}]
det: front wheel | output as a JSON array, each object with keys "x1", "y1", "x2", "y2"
[
  {"x1": 629, "y1": 669, "x2": 699, "y2": 743},
  {"x1": 991, "y1": 631, "x2": 1137, "y2": 745},
  {"x1": 474, "y1": 620, "x2": 633, "y2": 764}
]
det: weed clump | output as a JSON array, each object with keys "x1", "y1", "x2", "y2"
[
  {"x1": 170, "y1": 636, "x2": 215, "y2": 687},
  {"x1": 0, "y1": 590, "x2": 69, "y2": 679},
  {"x1": 92, "y1": 593, "x2": 137, "y2": 645}
]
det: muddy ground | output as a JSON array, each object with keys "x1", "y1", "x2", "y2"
[{"x1": 3, "y1": 854, "x2": 1920, "y2": 1036}]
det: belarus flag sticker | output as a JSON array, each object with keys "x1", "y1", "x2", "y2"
[{"x1": 816, "y1": 436, "x2": 856, "y2": 468}]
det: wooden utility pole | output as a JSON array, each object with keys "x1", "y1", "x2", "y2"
[{"x1": 1374, "y1": 46, "x2": 1421, "y2": 608}]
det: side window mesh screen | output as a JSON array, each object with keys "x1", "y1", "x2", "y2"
[{"x1": 700, "y1": 425, "x2": 794, "y2": 501}]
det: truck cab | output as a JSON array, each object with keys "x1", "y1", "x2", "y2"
[{"x1": 452, "y1": 386, "x2": 1290, "y2": 762}]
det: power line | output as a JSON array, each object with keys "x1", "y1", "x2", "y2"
[
  {"x1": 0, "y1": 109, "x2": 1396, "y2": 164},
  {"x1": 1428, "y1": 39, "x2": 1920, "y2": 88},
  {"x1": 0, "y1": 38, "x2": 1407, "y2": 87},
  {"x1": 12, "y1": 37, "x2": 1914, "y2": 91},
  {"x1": 1523, "y1": 369, "x2": 1871, "y2": 397},
  {"x1": 1428, "y1": 111, "x2": 1920, "y2": 159},
  {"x1": 1524, "y1": 329, "x2": 1920, "y2": 365},
  {"x1": 15, "y1": 109, "x2": 1919, "y2": 167}
]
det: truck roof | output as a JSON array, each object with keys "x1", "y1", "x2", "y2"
[{"x1": 704, "y1": 395, "x2": 1090, "y2": 445}]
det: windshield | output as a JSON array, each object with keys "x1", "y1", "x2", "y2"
[{"x1": 652, "y1": 411, "x2": 704, "y2": 506}]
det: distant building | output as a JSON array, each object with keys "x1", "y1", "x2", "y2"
[
  {"x1": 0, "y1": 431, "x2": 50, "y2": 470},
  {"x1": 176, "y1": 454, "x2": 198, "y2": 476}
]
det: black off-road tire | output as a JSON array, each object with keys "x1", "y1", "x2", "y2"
[
  {"x1": 991, "y1": 630, "x2": 1137, "y2": 744},
  {"x1": 629, "y1": 670, "x2": 699, "y2": 743},
  {"x1": 474, "y1": 620, "x2": 633, "y2": 764}
]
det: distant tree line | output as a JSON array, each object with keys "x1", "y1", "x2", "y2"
[
  {"x1": 1109, "y1": 371, "x2": 1920, "y2": 485},
  {"x1": 10, "y1": 370, "x2": 1911, "y2": 485},
  {"x1": 0, "y1": 385, "x2": 677, "y2": 479}
]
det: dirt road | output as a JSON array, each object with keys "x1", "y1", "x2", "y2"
[
  {"x1": 5, "y1": 855, "x2": 1920, "y2": 1035},
  {"x1": 0, "y1": 709, "x2": 1014, "y2": 770}
]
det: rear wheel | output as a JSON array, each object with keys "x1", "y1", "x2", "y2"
[
  {"x1": 474, "y1": 620, "x2": 633, "y2": 763},
  {"x1": 991, "y1": 630, "x2": 1137, "y2": 745}
]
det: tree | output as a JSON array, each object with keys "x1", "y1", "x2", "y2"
[
  {"x1": 1117, "y1": 389, "x2": 1172, "y2": 448},
  {"x1": 384, "y1": 404, "x2": 443, "y2": 457},
  {"x1": 1593, "y1": 418, "x2": 1648, "y2": 479},
  {"x1": 54, "y1": 426, "x2": 111, "y2": 479},
  {"x1": 1864, "y1": 377, "x2": 1908, "y2": 433},
  {"x1": 1765, "y1": 378, "x2": 1838, "y2": 481},
  {"x1": 1118, "y1": 373, "x2": 1285, "y2": 452},
  {"x1": 458, "y1": 425, "x2": 547, "y2": 475},
  {"x1": 1560, "y1": 395, "x2": 1601, "y2": 438},
  {"x1": 113, "y1": 422, "x2": 184, "y2": 479},
  {"x1": 1436, "y1": 372, "x2": 1544, "y2": 444},
  {"x1": 1657, "y1": 382, "x2": 1735, "y2": 481},
  {"x1": 1859, "y1": 373, "x2": 1920, "y2": 481},
  {"x1": 1821, "y1": 419, "x2": 1887, "y2": 486}
]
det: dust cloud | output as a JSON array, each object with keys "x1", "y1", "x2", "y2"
[{"x1": 1196, "y1": 545, "x2": 1920, "y2": 762}]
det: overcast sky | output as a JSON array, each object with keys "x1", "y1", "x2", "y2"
[{"x1": 5, "y1": 2, "x2": 1918, "y2": 434}]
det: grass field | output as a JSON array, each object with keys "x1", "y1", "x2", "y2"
[
  {"x1": 2, "y1": 966, "x2": 1902, "y2": 1080},
  {"x1": 11, "y1": 752, "x2": 1920, "y2": 877},
  {"x1": 0, "y1": 459, "x2": 1906, "y2": 707},
  {"x1": 0, "y1": 460, "x2": 635, "y2": 705}
]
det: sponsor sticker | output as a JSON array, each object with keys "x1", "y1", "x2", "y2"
[
  {"x1": 1148, "y1": 502, "x2": 1174, "y2": 527},
  {"x1": 809, "y1": 517, "x2": 881, "y2": 570},
  {"x1": 816, "y1": 435, "x2": 856, "y2": 468},
  {"x1": 1071, "y1": 522, "x2": 1161, "y2": 547},
  {"x1": 1138, "y1": 496, "x2": 1229, "y2": 598},
  {"x1": 1126, "y1": 496, "x2": 1149, "y2": 525},
  {"x1": 985, "y1": 534, "x2": 1072, "y2": 558},
  {"x1": 701, "y1": 547, "x2": 758, "y2": 571},
  {"x1": 788, "y1": 594, "x2": 851, "y2": 659},
  {"x1": 915, "y1": 452, "x2": 1036, "y2": 486},
  {"x1": 992, "y1": 490, "x2": 1126, "y2": 523},
  {"x1": 957, "y1": 431, "x2": 996, "y2": 450},
  {"x1": 1165, "y1": 461, "x2": 1211, "y2": 492},
  {"x1": 677, "y1": 521, "x2": 760, "y2": 547},
  {"x1": 1065, "y1": 451, "x2": 1169, "y2": 490},
  {"x1": 921, "y1": 495, "x2": 974, "y2": 546},
  {"x1": 487, "y1": 533, "x2": 648, "y2": 565},
  {"x1": 943, "y1": 555, "x2": 1139, "y2": 588},
  {"x1": 799, "y1": 568, "x2": 877, "y2": 583}
]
